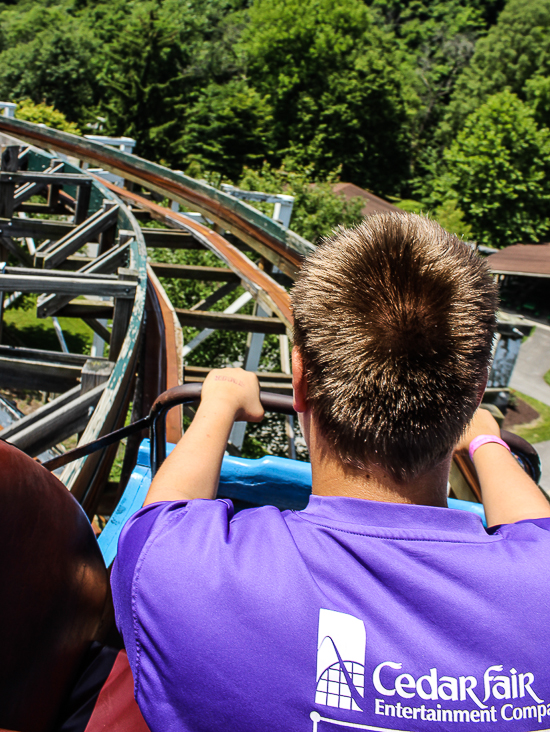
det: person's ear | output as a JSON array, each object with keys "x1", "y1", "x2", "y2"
[{"x1": 292, "y1": 347, "x2": 308, "y2": 413}]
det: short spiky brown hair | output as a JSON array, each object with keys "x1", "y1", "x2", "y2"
[{"x1": 291, "y1": 213, "x2": 498, "y2": 482}]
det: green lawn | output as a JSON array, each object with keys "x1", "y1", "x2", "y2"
[
  {"x1": 3, "y1": 301, "x2": 94, "y2": 354},
  {"x1": 544, "y1": 369, "x2": 550, "y2": 388},
  {"x1": 509, "y1": 390, "x2": 550, "y2": 444}
]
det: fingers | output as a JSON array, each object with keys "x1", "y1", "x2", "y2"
[{"x1": 202, "y1": 368, "x2": 264, "y2": 423}]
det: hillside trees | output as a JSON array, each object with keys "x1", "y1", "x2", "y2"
[
  {"x1": 441, "y1": 0, "x2": 550, "y2": 139},
  {"x1": 237, "y1": 0, "x2": 414, "y2": 196},
  {"x1": 429, "y1": 91, "x2": 550, "y2": 247}
]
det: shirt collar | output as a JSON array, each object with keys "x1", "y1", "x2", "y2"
[{"x1": 301, "y1": 494, "x2": 487, "y2": 536}]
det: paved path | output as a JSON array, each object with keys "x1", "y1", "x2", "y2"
[
  {"x1": 534, "y1": 440, "x2": 550, "y2": 493},
  {"x1": 509, "y1": 328, "x2": 550, "y2": 406},
  {"x1": 509, "y1": 328, "x2": 550, "y2": 490}
]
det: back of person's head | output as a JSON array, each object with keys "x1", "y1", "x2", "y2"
[{"x1": 291, "y1": 212, "x2": 498, "y2": 482}]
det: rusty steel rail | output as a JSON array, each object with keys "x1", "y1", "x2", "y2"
[
  {"x1": 98, "y1": 178, "x2": 293, "y2": 330},
  {"x1": 0, "y1": 117, "x2": 313, "y2": 280}
]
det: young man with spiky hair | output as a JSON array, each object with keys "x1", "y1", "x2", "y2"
[{"x1": 112, "y1": 213, "x2": 550, "y2": 732}]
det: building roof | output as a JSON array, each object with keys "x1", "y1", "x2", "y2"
[
  {"x1": 332, "y1": 182, "x2": 402, "y2": 217},
  {"x1": 487, "y1": 243, "x2": 550, "y2": 278}
]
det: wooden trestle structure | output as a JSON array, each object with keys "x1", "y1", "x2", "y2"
[{"x1": 0, "y1": 116, "x2": 541, "y2": 515}]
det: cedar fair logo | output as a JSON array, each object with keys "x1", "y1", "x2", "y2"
[{"x1": 315, "y1": 610, "x2": 550, "y2": 727}]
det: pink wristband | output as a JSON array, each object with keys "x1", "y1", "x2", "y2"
[{"x1": 469, "y1": 434, "x2": 511, "y2": 462}]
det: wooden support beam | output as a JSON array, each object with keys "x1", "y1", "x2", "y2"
[
  {"x1": 81, "y1": 358, "x2": 114, "y2": 393},
  {"x1": 0, "y1": 217, "x2": 75, "y2": 240},
  {"x1": 0, "y1": 272, "x2": 136, "y2": 299},
  {"x1": 184, "y1": 365, "x2": 292, "y2": 393},
  {"x1": 0, "y1": 384, "x2": 82, "y2": 440},
  {"x1": 150, "y1": 262, "x2": 240, "y2": 282},
  {"x1": 0, "y1": 354, "x2": 82, "y2": 391},
  {"x1": 34, "y1": 204, "x2": 119, "y2": 269},
  {"x1": 0, "y1": 236, "x2": 32, "y2": 266},
  {"x1": 142, "y1": 228, "x2": 251, "y2": 251},
  {"x1": 109, "y1": 268, "x2": 138, "y2": 361},
  {"x1": 55, "y1": 300, "x2": 114, "y2": 319},
  {"x1": 36, "y1": 242, "x2": 130, "y2": 317},
  {"x1": 83, "y1": 318, "x2": 111, "y2": 344},
  {"x1": 3, "y1": 382, "x2": 107, "y2": 457},
  {"x1": 0, "y1": 147, "x2": 20, "y2": 220},
  {"x1": 176, "y1": 308, "x2": 287, "y2": 334},
  {"x1": 74, "y1": 180, "x2": 92, "y2": 224},
  {"x1": 190, "y1": 281, "x2": 238, "y2": 311},
  {"x1": 0, "y1": 344, "x2": 100, "y2": 366},
  {"x1": 13, "y1": 162, "x2": 65, "y2": 205},
  {"x1": 0, "y1": 171, "x2": 94, "y2": 187}
]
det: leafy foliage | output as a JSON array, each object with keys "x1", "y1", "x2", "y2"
[
  {"x1": 238, "y1": 0, "x2": 412, "y2": 195},
  {"x1": 238, "y1": 164, "x2": 365, "y2": 243},
  {"x1": 430, "y1": 91, "x2": 550, "y2": 247},
  {"x1": 15, "y1": 98, "x2": 80, "y2": 133},
  {"x1": 441, "y1": 0, "x2": 550, "y2": 139}
]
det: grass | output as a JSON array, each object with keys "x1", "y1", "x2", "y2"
[
  {"x1": 509, "y1": 390, "x2": 550, "y2": 444},
  {"x1": 3, "y1": 300, "x2": 94, "y2": 354},
  {"x1": 544, "y1": 369, "x2": 550, "y2": 388}
]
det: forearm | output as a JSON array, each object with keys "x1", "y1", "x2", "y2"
[
  {"x1": 143, "y1": 399, "x2": 237, "y2": 506},
  {"x1": 473, "y1": 443, "x2": 550, "y2": 526}
]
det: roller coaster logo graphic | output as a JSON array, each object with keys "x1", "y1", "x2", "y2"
[{"x1": 315, "y1": 609, "x2": 367, "y2": 712}]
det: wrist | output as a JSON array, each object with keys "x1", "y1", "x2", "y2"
[{"x1": 469, "y1": 434, "x2": 511, "y2": 462}]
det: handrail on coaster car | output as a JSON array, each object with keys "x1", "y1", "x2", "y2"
[{"x1": 41, "y1": 382, "x2": 542, "y2": 500}]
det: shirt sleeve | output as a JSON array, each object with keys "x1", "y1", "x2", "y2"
[{"x1": 110, "y1": 498, "x2": 234, "y2": 679}]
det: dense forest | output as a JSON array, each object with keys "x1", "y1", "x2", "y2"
[{"x1": 1, "y1": 0, "x2": 550, "y2": 248}]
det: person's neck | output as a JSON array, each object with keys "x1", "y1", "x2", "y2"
[{"x1": 306, "y1": 418, "x2": 451, "y2": 508}]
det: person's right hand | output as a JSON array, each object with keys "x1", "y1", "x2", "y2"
[
  {"x1": 455, "y1": 407, "x2": 500, "y2": 454},
  {"x1": 200, "y1": 368, "x2": 264, "y2": 423}
]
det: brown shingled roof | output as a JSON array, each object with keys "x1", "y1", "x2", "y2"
[
  {"x1": 487, "y1": 243, "x2": 550, "y2": 278},
  {"x1": 332, "y1": 182, "x2": 402, "y2": 217}
]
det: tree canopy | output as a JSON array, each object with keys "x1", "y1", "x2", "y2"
[{"x1": 1, "y1": 0, "x2": 549, "y2": 246}]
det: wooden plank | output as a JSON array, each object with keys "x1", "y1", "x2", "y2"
[
  {"x1": 83, "y1": 318, "x2": 111, "y2": 343},
  {"x1": 149, "y1": 262, "x2": 240, "y2": 282},
  {"x1": 13, "y1": 162, "x2": 65, "y2": 205},
  {"x1": 0, "y1": 272, "x2": 136, "y2": 298},
  {"x1": 0, "y1": 171, "x2": 93, "y2": 186},
  {"x1": 4, "y1": 382, "x2": 106, "y2": 457},
  {"x1": 0, "y1": 384, "x2": 82, "y2": 439},
  {"x1": 37, "y1": 243, "x2": 130, "y2": 317},
  {"x1": 55, "y1": 300, "x2": 114, "y2": 319},
  {"x1": 0, "y1": 344, "x2": 97, "y2": 365},
  {"x1": 190, "y1": 282, "x2": 238, "y2": 311},
  {"x1": 109, "y1": 268, "x2": 138, "y2": 361},
  {"x1": 0, "y1": 355, "x2": 82, "y2": 391},
  {"x1": 35, "y1": 204, "x2": 119, "y2": 269},
  {"x1": 176, "y1": 308, "x2": 287, "y2": 334}
]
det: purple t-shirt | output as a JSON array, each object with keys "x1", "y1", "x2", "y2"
[{"x1": 111, "y1": 496, "x2": 550, "y2": 732}]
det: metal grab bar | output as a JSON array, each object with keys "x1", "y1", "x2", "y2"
[{"x1": 149, "y1": 383, "x2": 295, "y2": 477}]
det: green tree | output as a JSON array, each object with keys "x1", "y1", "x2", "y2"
[
  {"x1": 15, "y1": 98, "x2": 80, "y2": 134},
  {"x1": 442, "y1": 0, "x2": 550, "y2": 139},
  {"x1": 238, "y1": 163, "x2": 365, "y2": 243},
  {"x1": 238, "y1": 0, "x2": 413, "y2": 196},
  {"x1": 431, "y1": 91, "x2": 550, "y2": 247},
  {"x1": 179, "y1": 80, "x2": 274, "y2": 181},
  {"x1": 0, "y1": 1, "x2": 100, "y2": 123}
]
